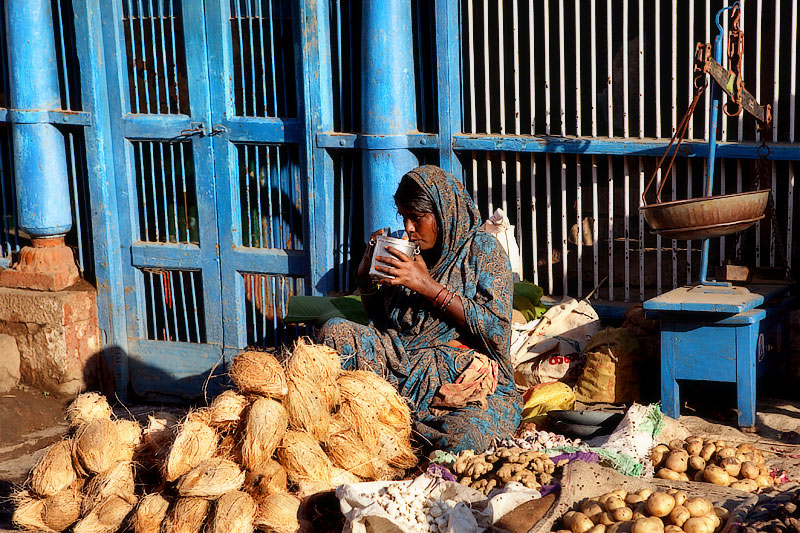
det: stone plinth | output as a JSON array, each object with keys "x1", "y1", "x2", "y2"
[
  {"x1": 0, "y1": 237, "x2": 80, "y2": 291},
  {"x1": 0, "y1": 282, "x2": 101, "y2": 395}
]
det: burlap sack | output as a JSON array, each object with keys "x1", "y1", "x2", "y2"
[
  {"x1": 574, "y1": 327, "x2": 640, "y2": 404},
  {"x1": 531, "y1": 460, "x2": 759, "y2": 533}
]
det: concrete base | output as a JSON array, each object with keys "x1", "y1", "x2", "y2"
[
  {"x1": 0, "y1": 282, "x2": 101, "y2": 395},
  {"x1": 0, "y1": 237, "x2": 79, "y2": 291}
]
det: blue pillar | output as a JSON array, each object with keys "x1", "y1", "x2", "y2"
[
  {"x1": 5, "y1": 0, "x2": 72, "y2": 237},
  {"x1": 361, "y1": 0, "x2": 418, "y2": 239}
]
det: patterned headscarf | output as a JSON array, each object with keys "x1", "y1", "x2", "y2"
[{"x1": 401, "y1": 165, "x2": 483, "y2": 279}]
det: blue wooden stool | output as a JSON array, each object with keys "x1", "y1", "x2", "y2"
[{"x1": 644, "y1": 285, "x2": 793, "y2": 429}]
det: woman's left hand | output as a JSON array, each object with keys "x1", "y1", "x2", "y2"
[{"x1": 373, "y1": 247, "x2": 436, "y2": 294}]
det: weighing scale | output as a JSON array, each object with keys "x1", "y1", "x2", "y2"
[{"x1": 641, "y1": 3, "x2": 793, "y2": 429}]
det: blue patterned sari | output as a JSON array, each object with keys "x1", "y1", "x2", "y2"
[{"x1": 319, "y1": 165, "x2": 521, "y2": 453}]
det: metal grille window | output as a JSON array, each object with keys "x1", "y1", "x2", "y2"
[
  {"x1": 230, "y1": 0, "x2": 297, "y2": 118},
  {"x1": 236, "y1": 143, "x2": 303, "y2": 249},
  {"x1": 457, "y1": 0, "x2": 799, "y2": 300},
  {"x1": 242, "y1": 273, "x2": 305, "y2": 348},
  {"x1": 142, "y1": 269, "x2": 206, "y2": 343},
  {"x1": 131, "y1": 140, "x2": 199, "y2": 244},
  {"x1": 122, "y1": 0, "x2": 190, "y2": 115}
]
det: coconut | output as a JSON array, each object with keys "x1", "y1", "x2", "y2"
[
  {"x1": 208, "y1": 490, "x2": 257, "y2": 533},
  {"x1": 331, "y1": 467, "x2": 362, "y2": 486},
  {"x1": 30, "y1": 439, "x2": 77, "y2": 498},
  {"x1": 82, "y1": 462, "x2": 136, "y2": 515},
  {"x1": 332, "y1": 403, "x2": 379, "y2": 451},
  {"x1": 296, "y1": 479, "x2": 334, "y2": 498},
  {"x1": 162, "y1": 417, "x2": 218, "y2": 482},
  {"x1": 254, "y1": 493, "x2": 301, "y2": 533},
  {"x1": 325, "y1": 429, "x2": 382, "y2": 480},
  {"x1": 287, "y1": 338, "x2": 342, "y2": 384},
  {"x1": 208, "y1": 390, "x2": 249, "y2": 427},
  {"x1": 241, "y1": 397, "x2": 287, "y2": 471},
  {"x1": 131, "y1": 492, "x2": 170, "y2": 533},
  {"x1": 277, "y1": 430, "x2": 333, "y2": 484},
  {"x1": 65, "y1": 392, "x2": 113, "y2": 430},
  {"x1": 12, "y1": 491, "x2": 51, "y2": 532},
  {"x1": 343, "y1": 370, "x2": 411, "y2": 436},
  {"x1": 377, "y1": 423, "x2": 418, "y2": 469},
  {"x1": 73, "y1": 495, "x2": 134, "y2": 533},
  {"x1": 285, "y1": 375, "x2": 329, "y2": 440},
  {"x1": 115, "y1": 419, "x2": 143, "y2": 463},
  {"x1": 244, "y1": 460, "x2": 288, "y2": 501},
  {"x1": 72, "y1": 418, "x2": 120, "y2": 476},
  {"x1": 41, "y1": 485, "x2": 82, "y2": 531},
  {"x1": 229, "y1": 350, "x2": 288, "y2": 398},
  {"x1": 217, "y1": 432, "x2": 242, "y2": 464},
  {"x1": 164, "y1": 497, "x2": 209, "y2": 533},
  {"x1": 176, "y1": 457, "x2": 245, "y2": 499},
  {"x1": 318, "y1": 381, "x2": 342, "y2": 412},
  {"x1": 143, "y1": 411, "x2": 180, "y2": 449}
]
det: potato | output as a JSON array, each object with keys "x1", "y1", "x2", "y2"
[
  {"x1": 737, "y1": 443, "x2": 756, "y2": 454},
  {"x1": 646, "y1": 492, "x2": 676, "y2": 518},
  {"x1": 654, "y1": 444, "x2": 670, "y2": 454},
  {"x1": 650, "y1": 448, "x2": 667, "y2": 468},
  {"x1": 683, "y1": 516, "x2": 714, "y2": 533},
  {"x1": 714, "y1": 440, "x2": 727, "y2": 449},
  {"x1": 665, "y1": 450, "x2": 689, "y2": 473},
  {"x1": 588, "y1": 526, "x2": 607, "y2": 533},
  {"x1": 625, "y1": 494, "x2": 644, "y2": 505},
  {"x1": 656, "y1": 468, "x2": 681, "y2": 481},
  {"x1": 669, "y1": 505, "x2": 691, "y2": 527},
  {"x1": 704, "y1": 511, "x2": 721, "y2": 529},
  {"x1": 669, "y1": 439, "x2": 687, "y2": 451},
  {"x1": 703, "y1": 465, "x2": 730, "y2": 486},
  {"x1": 688, "y1": 455, "x2": 706, "y2": 471},
  {"x1": 753, "y1": 451, "x2": 766, "y2": 465},
  {"x1": 664, "y1": 526, "x2": 683, "y2": 533},
  {"x1": 564, "y1": 511, "x2": 578, "y2": 528},
  {"x1": 685, "y1": 436, "x2": 703, "y2": 444},
  {"x1": 605, "y1": 496, "x2": 626, "y2": 512},
  {"x1": 582, "y1": 502, "x2": 604, "y2": 522},
  {"x1": 678, "y1": 472, "x2": 690, "y2": 482},
  {"x1": 614, "y1": 507, "x2": 634, "y2": 521},
  {"x1": 632, "y1": 517, "x2": 665, "y2": 533},
  {"x1": 720, "y1": 457, "x2": 741, "y2": 477},
  {"x1": 598, "y1": 512, "x2": 616, "y2": 526},
  {"x1": 693, "y1": 470, "x2": 705, "y2": 482},
  {"x1": 758, "y1": 464, "x2": 769, "y2": 476},
  {"x1": 598, "y1": 493, "x2": 616, "y2": 506},
  {"x1": 716, "y1": 447, "x2": 736, "y2": 461},
  {"x1": 713, "y1": 506, "x2": 729, "y2": 522},
  {"x1": 699, "y1": 444, "x2": 716, "y2": 462},
  {"x1": 729, "y1": 479, "x2": 757, "y2": 493},
  {"x1": 632, "y1": 502, "x2": 648, "y2": 520},
  {"x1": 612, "y1": 489, "x2": 628, "y2": 500},
  {"x1": 570, "y1": 512, "x2": 595, "y2": 533},
  {"x1": 684, "y1": 497, "x2": 713, "y2": 518},
  {"x1": 607, "y1": 521, "x2": 634, "y2": 533},
  {"x1": 669, "y1": 490, "x2": 687, "y2": 506},
  {"x1": 686, "y1": 440, "x2": 703, "y2": 456},
  {"x1": 754, "y1": 475, "x2": 773, "y2": 488},
  {"x1": 637, "y1": 488, "x2": 653, "y2": 500}
]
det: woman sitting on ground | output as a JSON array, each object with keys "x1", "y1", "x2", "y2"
[{"x1": 319, "y1": 165, "x2": 521, "y2": 453}]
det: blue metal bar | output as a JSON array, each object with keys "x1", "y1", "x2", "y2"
[
  {"x1": 157, "y1": 0, "x2": 171, "y2": 114},
  {"x1": 0, "y1": 109, "x2": 92, "y2": 125},
  {"x1": 157, "y1": 271, "x2": 171, "y2": 340},
  {"x1": 243, "y1": 145, "x2": 253, "y2": 246},
  {"x1": 317, "y1": 132, "x2": 439, "y2": 149},
  {"x1": 225, "y1": 116, "x2": 302, "y2": 141},
  {"x1": 267, "y1": 0, "x2": 279, "y2": 118},
  {"x1": 255, "y1": 0, "x2": 269, "y2": 116},
  {"x1": 148, "y1": 142, "x2": 160, "y2": 240},
  {"x1": 67, "y1": 132, "x2": 84, "y2": 272},
  {"x1": 335, "y1": 0, "x2": 344, "y2": 130},
  {"x1": 361, "y1": 0, "x2": 418, "y2": 238},
  {"x1": 5, "y1": 0, "x2": 72, "y2": 237},
  {"x1": 254, "y1": 145, "x2": 264, "y2": 247},
  {"x1": 148, "y1": 0, "x2": 163, "y2": 114},
  {"x1": 167, "y1": 0, "x2": 181, "y2": 113},
  {"x1": 125, "y1": 0, "x2": 140, "y2": 113},
  {"x1": 137, "y1": 0, "x2": 153, "y2": 113},
  {"x1": 246, "y1": 0, "x2": 257, "y2": 116},
  {"x1": 0, "y1": 132, "x2": 11, "y2": 257},
  {"x1": 260, "y1": 272, "x2": 267, "y2": 347},
  {"x1": 188, "y1": 271, "x2": 201, "y2": 343},
  {"x1": 434, "y1": 0, "x2": 463, "y2": 177},
  {"x1": 233, "y1": 0, "x2": 247, "y2": 116},
  {"x1": 54, "y1": 0, "x2": 71, "y2": 110},
  {"x1": 275, "y1": 145, "x2": 286, "y2": 250},
  {"x1": 177, "y1": 270, "x2": 190, "y2": 341},
  {"x1": 699, "y1": 4, "x2": 737, "y2": 287},
  {"x1": 415, "y1": 0, "x2": 425, "y2": 130},
  {"x1": 264, "y1": 145, "x2": 276, "y2": 248}
]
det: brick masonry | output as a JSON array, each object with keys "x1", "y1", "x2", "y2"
[{"x1": 0, "y1": 281, "x2": 101, "y2": 395}]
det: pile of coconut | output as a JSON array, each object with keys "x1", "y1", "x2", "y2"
[{"x1": 12, "y1": 338, "x2": 418, "y2": 533}]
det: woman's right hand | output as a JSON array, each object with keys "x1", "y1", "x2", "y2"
[{"x1": 356, "y1": 229, "x2": 385, "y2": 286}]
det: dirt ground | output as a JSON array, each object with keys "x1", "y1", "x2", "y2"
[{"x1": 0, "y1": 389, "x2": 798, "y2": 532}]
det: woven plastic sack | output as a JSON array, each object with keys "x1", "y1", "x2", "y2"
[
  {"x1": 573, "y1": 327, "x2": 640, "y2": 403},
  {"x1": 483, "y1": 209, "x2": 523, "y2": 280},
  {"x1": 521, "y1": 382, "x2": 576, "y2": 424},
  {"x1": 587, "y1": 403, "x2": 663, "y2": 477}
]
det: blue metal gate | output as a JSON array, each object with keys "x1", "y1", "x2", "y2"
[{"x1": 90, "y1": 0, "x2": 327, "y2": 399}]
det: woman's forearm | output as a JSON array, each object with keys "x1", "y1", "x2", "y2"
[{"x1": 418, "y1": 280, "x2": 467, "y2": 328}]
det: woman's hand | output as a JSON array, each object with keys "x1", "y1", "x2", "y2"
[
  {"x1": 373, "y1": 246, "x2": 437, "y2": 295},
  {"x1": 357, "y1": 229, "x2": 384, "y2": 286}
]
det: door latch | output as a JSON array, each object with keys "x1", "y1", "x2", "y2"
[
  {"x1": 210, "y1": 124, "x2": 228, "y2": 137},
  {"x1": 180, "y1": 122, "x2": 207, "y2": 137}
]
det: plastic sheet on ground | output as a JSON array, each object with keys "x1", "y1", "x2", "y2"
[{"x1": 336, "y1": 474, "x2": 542, "y2": 533}]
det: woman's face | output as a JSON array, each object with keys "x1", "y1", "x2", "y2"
[{"x1": 397, "y1": 206, "x2": 438, "y2": 251}]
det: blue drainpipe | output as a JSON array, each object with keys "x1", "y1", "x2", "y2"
[
  {"x1": 361, "y1": 0, "x2": 418, "y2": 239},
  {"x1": 5, "y1": 0, "x2": 72, "y2": 238}
]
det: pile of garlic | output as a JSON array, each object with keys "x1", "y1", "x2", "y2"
[
  {"x1": 372, "y1": 483, "x2": 458, "y2": 532},
  {"x1": 494, "y1": 430, "x2": 582, "y2": 451}
]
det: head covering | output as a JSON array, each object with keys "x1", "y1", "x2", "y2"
[{"x1": 401, "y1": 165, "x2": 483, "y2": 279}]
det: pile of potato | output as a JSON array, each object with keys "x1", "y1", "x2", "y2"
[
  {"x1": 650, "y1": 437, "x2": 774, "y2": 493},
  {"x1": 452, "y1": 447, "x2": 556, "y2": 495},
  {"x1": 553, "y1": 488, "x2": 726, "y2": 533}
]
